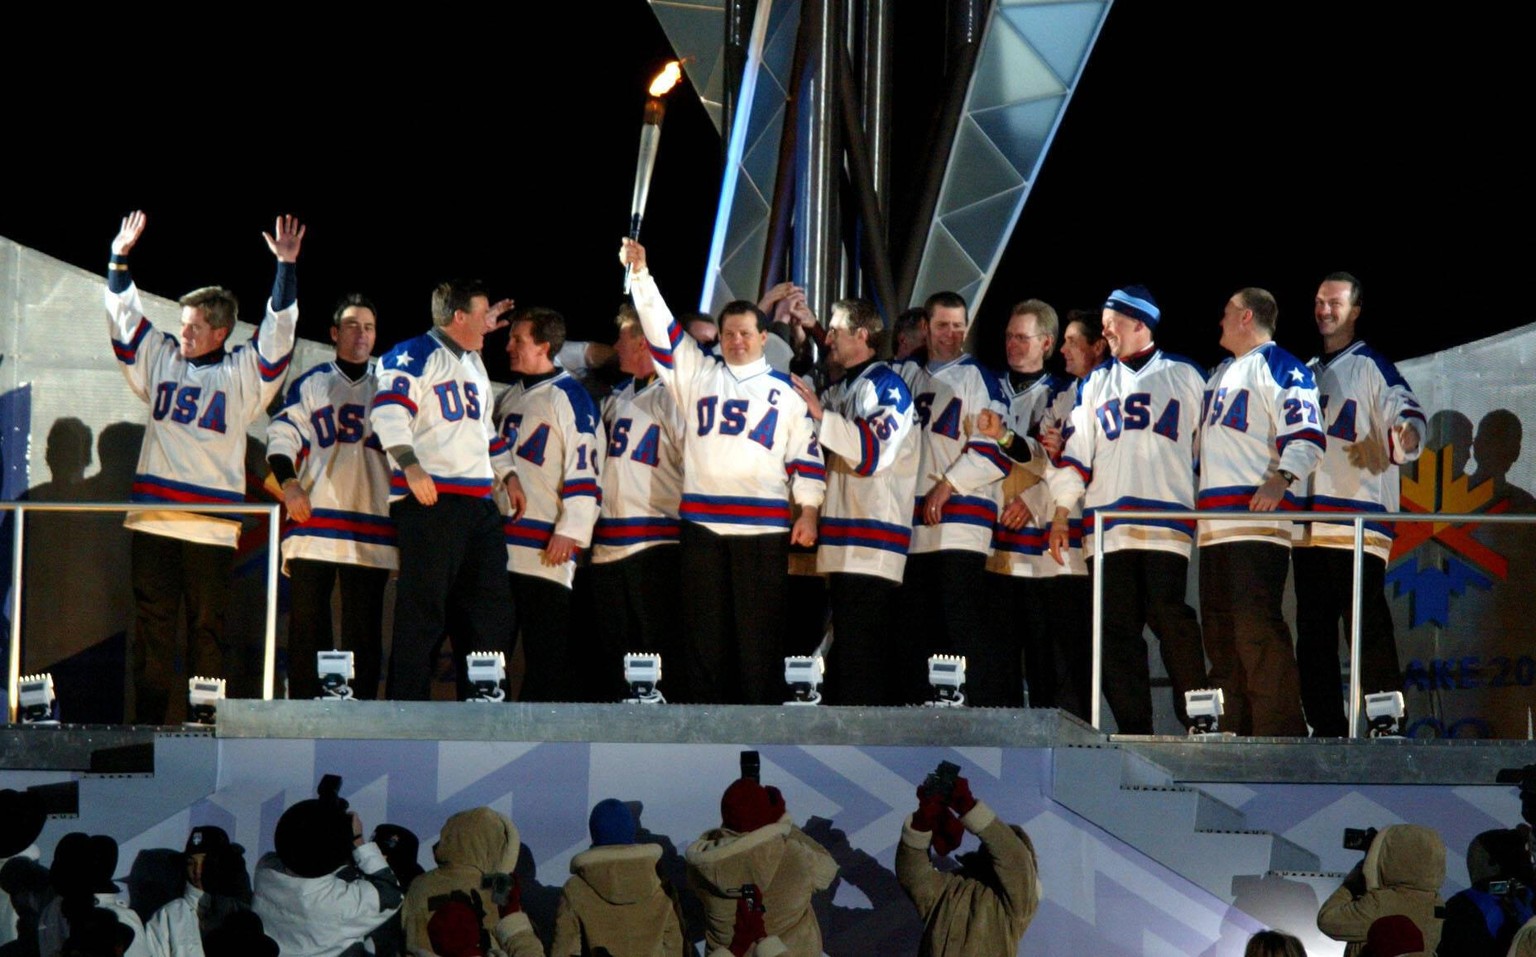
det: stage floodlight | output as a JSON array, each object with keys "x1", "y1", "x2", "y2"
[
  {"x1": 186, "y1": 677, "x2": 226, "y2": 727},
  {"x1": 465, "y1": 652, "x2": 506, "y2": 703},
  {"x1": 623, "y1": 653, "x2": 665, "y2": 704},
  {"x1": 18, "y1": 673, "x2": 59, "y2": 725},
  {"x1": 1184, "y1": 688, "x2": 1226, "y2": 736},
  {"x1": 784, "y1": 655, "x2": 824, "y2": 705},
  {"x1": 926, "y1": 655, "x2": 967, "y2": 708},
  {"x1": 317, "y1": 650, "x2": 356, "y2": 700},
  {"x1": 1364, "y1": 691, "x2": 1405, "y2": 738}
]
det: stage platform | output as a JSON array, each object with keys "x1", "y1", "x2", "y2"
[{"x1": 2, "y1": 703, "x2": 1529, "y2": 957}]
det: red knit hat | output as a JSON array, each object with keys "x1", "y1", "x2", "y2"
[
  {"x1": 427, "y1": 899, "x2": 484, "y2": 957},
  {"x1": 1363, "y1": 914, "x2": 1424, "y2": 957},
  {"x1": 721, "y1": 778, "x2": 786, "y2": 833}
]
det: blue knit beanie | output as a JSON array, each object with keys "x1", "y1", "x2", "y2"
[
  {"x1": 589, "y1": 799, "x2": 637, "y2": 847},
  {"x1": 1104, "y1": 285, "x2": 1160, "y2": 329}
]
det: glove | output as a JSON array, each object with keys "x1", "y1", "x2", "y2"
[
  {"x1": 911, "y1": 788, "x2": 946, "y2": 833},
  {"x1": 1346, "y1": 437, "x2": 1390, "y2": 475},
  {"x1": 947, "y1": 776, "x2": 977, "y2": 817},
  {"x1": 728, "y1": 895, "x2": 768, "y2": 957},
  {"x1": 932, "y1": 808, "x2": 965, "y2": 857}
]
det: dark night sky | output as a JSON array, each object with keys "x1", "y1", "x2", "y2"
[{"x1": 1, "y1": 3, "x2": 1519, "y2": 378}]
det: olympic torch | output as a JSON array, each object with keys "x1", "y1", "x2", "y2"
[{"x1": 625, "y1": 60, "x2": 684, "y2": 292}]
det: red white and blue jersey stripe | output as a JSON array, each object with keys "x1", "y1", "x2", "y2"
[
  {"x1": 629, "y1": 269, "x2": 825, "y2": 536},
  {"x1": 593, "y1": 375, "x2": 685, "y2": 564},
  {"x1": 493, "y1": 371, "x2": 603, "y2": 588},
  {"x1": 814, "y1": 360, "x2": 919, "y2": 583},
  {"x1": 107, "y1": 278, "x2": 296, "y2": 548},
  {"x1": 1046, "y1": 350, "x2": 1205, "y2": 559},
  {"x1": 989, "y1": 371, "x2": 1077, "y2": 578},
  {"x1": 369, "y1": 330, "x2": 517, "y2": 505},
  {"x1": 1198, "y1": 341, "x2": 1327, "y2": 547},
  {"x1": 267, "y1": 359, "x2": 397, "y2": 571},
  {"x1": 895, "y1": 354, "x2": 1011, "y2": 556},
  {"x1": 1295, "y1": 339, "x2": 1426, "y2": 559}
]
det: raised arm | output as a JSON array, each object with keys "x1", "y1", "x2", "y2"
[{"x1": 105, "y1": 211, "x2": 165, "y2": 402}]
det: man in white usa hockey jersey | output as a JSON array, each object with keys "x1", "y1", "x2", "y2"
[
  {"x1": 1044, "y1": 287, "x2": 1208, "y2": 733},
  {"x1": 893, "y1": 292, "x2": 1010, "y2": 704},
  {"x1": 789, "y1": 298, "x2": 917, "y2": 705},
  {"x1": 494, "y1": 307, "x2": 602, "y2": 701},
  {"x1": 621, "y1": 239, "x2": 824, "y2": 705},
  {"x1": 973, "y1": 299, "x2": 1076, "y2": 709},
  {"x1": 1199, "y1": 287, "x2": 1326, "y2": 736},
  {"x1": 370, "y1": 280, "x2": 526, "y2": 701},
  {"x1": 267, "y1": 294, "x2": 396, "y2": 700},
  {"x1": 590, "y1": 306, "x2": 688, "y2": 700},
  {"x1": 106, "y1": 211, "x2": 300, "y2": 723},
  {"x1": 1293, "y1": 272, "x2": 1424, "y2": 736}
]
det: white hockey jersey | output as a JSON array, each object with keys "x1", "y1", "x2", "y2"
[
  {"x1": 1197, "y1": 341, "x2": 1326, "y2": 547},
  {"x1": 988, "y1": 371, "x2": 1078, "y2": 578},
  {"x1": 107, "y1": 272, "x2": 296, "y2": 548},
  {"x1": 493, "y1": 371, "x2": 603, "y2": 588},
  {"x1": 814, "y1": 359, "x2": 919, "y2": 583},
  {"x1": 630, "y1": 269, "x2": 825, "y2": 536},
  {"x1": 593, "y1": 374, "x2": 686, "y2": 564},
  {"x1": 896, "y1": 355, "x2": 1011, "y2": 556},
  {"x1": 1047, "y1": 350, "x2": 1206, "y2": 559},
  {"x1": 1295, "y1": 339, "x2": 1426, "y2": 559},
  {"x1": 370, "y1": 329, "x2": 517, "y2": 503},
  {"x1": 267, "y1": 359, "x2": 397, "y2": 572}
]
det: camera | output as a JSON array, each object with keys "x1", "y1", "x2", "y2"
[
  {"x1": 1342, "y1": 827, "x2": 1379, "y2": 852},
  {"x1": 739, "y1": 883, "x2": 763, "y2": 912},
  {"x1": 741, "y1": 750, "x2": 760, "y2": 783},
  {"x1": 317, "y1": 773, "x2": 350, "y2": 814},
  {"x1": 920, "y1": 761, "x2": 961, "y2": 801},
  {"x1": 482, "y1": 871, "x2": 516, "y2": 908}
]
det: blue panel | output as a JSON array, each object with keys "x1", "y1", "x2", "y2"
[
  {"x1": 762, "y1": 0, "x2": 803, "y2": 88},
  {"x1": 968, "y1": 12, "x2": 1064, "y2": 112},
  {"x1": 936, "y1": 117, "x2": 1026, "y2": 217},
  {"x1": 942, "y1": 184, "x2": 1027, "y2": 275},
  {"x1": 717, "y1": 220, "x2": 770, "y2": 311},
  {"x1": 1002, "y1": 1, "x2": 1106, "y2": 86},
  {"x1": 741, "y1": 76, "x2": 788, "y2": 192},
  {"x1": 972, "y1": 95, "x2": 1065, "y2": 182},
  {"x1": 650, "y1": 4, "x2": 726, "y2": 107},
  {"x1": 912, "y1": 224, "x2": 982, "y2": 307}
]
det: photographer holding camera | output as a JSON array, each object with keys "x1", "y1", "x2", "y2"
[
  {"x1": 402, "y1": 807, "x2": 539, "y2": 957},
  {"x1": 685, "y1": 757, "x2": 837, "y2": 957},
  {"x1": 1440, "y1": 766, "x2": 1536, "y2": 956},
  {"x1": 1317, "y1": 824, "x2": 1445, "y2": 956},
  {"x1": 896, "y1": 762, "x2": 1040, "y2": 957},
  {"x1": 252, "y1": 778, "x2": 402, "y2": 957}
]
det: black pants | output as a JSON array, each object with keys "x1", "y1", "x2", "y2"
[
  {"x1": 975, "y1": 572, "x2": 1041, "y2": 708},
  {"x1": 679, "y1": 523, "x2": 787, "y2": 704},
  {"x1": 1093, "y1": 550, "x2": 1207, "y2": 734},
  {"x1": 510, "y1": 572, "x2": 571, "y2": 702},
  {"x1": 1200, "y1": 542, "x2": 1306, "y2": 736},
  {"x1": 1049, "y1": 574, "x2": 1094, "y2": 723},
  {"x1": 286, "y1": 558, "x2": 390, "y2": 700},
  {"x1": 589, "y1": 545, "x2": 684, "y2": 702},
  {"x1": 896, "y1": 550, "x2": 988, "y2": 705},
  {"x1": 1292, "y1": 547, "x2": 1402, "y2": 737},
  {"x1": 388, "y1": 496, "x2": 513, "y2": 701},
  {"x1": 131, "y1": 531, "x2": 233, "y2": 724},
  {"x1": 827, "y1": 572, "x2": 901, "y2": 705}
]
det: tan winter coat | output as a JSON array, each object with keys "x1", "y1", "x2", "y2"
[
  {"x1": 551, "y1": 843, "x2": 685, "y2": 957},
  {"x1": 686, "y1": 818, "x2": 837, "y2": 957},
  {"x1": 1317, "y1": 823, "x2": 1446, "y2": 957},
  {"x1": 895, "y1": 800, "x2": 1040, "y2": 957},
  {"x1": 402, "y1": 807, "x2": 525, "y2": 956}
]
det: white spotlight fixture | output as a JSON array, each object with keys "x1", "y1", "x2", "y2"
[
  {"x1": 186, "y1": 677, "x2": 226, "y2": 727},
  {"x1": 17, "y1": 673, "x2": 59, "y2": 725},
  {"x1": 623, "y1": 653, "x2": 665, "y2": 704},
  {"x1": 1184, "y1": 688, "x2": 1226, "y2": 736},
  {"x1": 317, "y1": 650, "x2": 356, "y2": 700},
  {"x1": 1364, "y1": 691, "x2": 1405, "y2": 738},
  {"x1": 465, "y1": 652, "x2": 506, "y2": 702},
  {"x1": 926, "y1": 654, "x2": 967, "y2": 707},
  {"x1": 784, "y1": 655, "x2": 824, "y2": 706}
]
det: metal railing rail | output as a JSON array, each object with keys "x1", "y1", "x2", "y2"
[
  {"x1": 0, "y1": 501, "x2": 282, "y2": 721},
  {"x1": 1089, "y1": 509, "x2": 1536, "y2": 738}
]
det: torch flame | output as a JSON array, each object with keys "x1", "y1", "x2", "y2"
[{"x1": 648, "y1": 61, "x2": 683, "y2": 98}]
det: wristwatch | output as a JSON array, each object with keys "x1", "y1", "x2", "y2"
[{"x1": 1276, "y1": 469, "x2": 1297, "y2": 486}]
